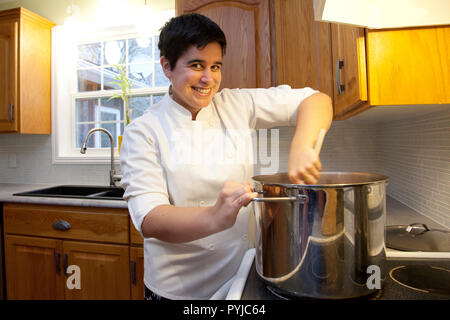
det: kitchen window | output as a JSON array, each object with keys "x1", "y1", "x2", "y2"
[
  {"x1": 74, "y1": 36, "x2": 168, "y2": 150},
  {"x1": 52, "y1": 15, "x2": 172, "y2": 163}
]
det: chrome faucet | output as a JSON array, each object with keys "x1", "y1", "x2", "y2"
[{"x1": 80, "y1": 128, "x2": 121, "y2": 187}]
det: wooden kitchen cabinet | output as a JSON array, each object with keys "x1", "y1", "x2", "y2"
[
  {"x1": 177, "y1": 0, "x2": 367, "y2": 118},
  {"x1": 3, "y1": 203, "x2": 131, "y2": 300},
  {"x1": 63, "y1": 241, "x2": 130, "y2": 300},
  {"x1": 270, "y1": 0, "x2": 367, "y2": 119},
  {"x1": 130, "y1": 246, "x2": 145, "y2": 300},
  {"x1": 0, "y1": 7, "x2": 54, "y2": 134},
  {"x1": 130, "y1": 218, "x2": 144, "y2": 300},
  {"x1": 332, "y1": 25, "x2": 450, "y2": 119},
  {"x1": 130, "y1": 218, "x2": 144, "y2": 246},
  {"x1": 5, "y1": 235, "x2": 65, "y2": 300},
  {"x1": 330, "y1": 24, "x2": 369, "y2": 119},
  {"x1": 175, "y1": 0, "x2": 272, "y2": 89},
  {"x1": 271, "y1": 0, "x2": 333, "y2": 97},
  {"x1": 176, "y1": 1, "x2": 449, "y2": 120},
  {"x1": 273, "y1": 3, "x2": 449, "y2": 119},
  {"x1": 366, "y1": 26, "x2": 450, "y2": 106}
]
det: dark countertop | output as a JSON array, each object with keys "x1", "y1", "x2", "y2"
[
  {"x1": 0, "y1": 183, "x2": 127, "y2": 209},
  {"x1": 242, "y1": 258, "x2": 450, "y2": 300}
]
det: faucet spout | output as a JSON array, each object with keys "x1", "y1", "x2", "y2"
[{"x1": 80, "y1": 128, "x2": 118, "y2": 186}]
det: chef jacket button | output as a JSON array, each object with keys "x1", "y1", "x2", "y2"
[
  {"x1": 242, "y1": 235, "x2": 248, "y2": 241},
  {"x1": 208, "y1": 243, "x2": 215, "y2": 251},
  {"x1": 199, "y1": 200, "x2": 206, "y2": 207},
  {"x1": 208, "y1": 120, "x2": 216, "y2": 127}
]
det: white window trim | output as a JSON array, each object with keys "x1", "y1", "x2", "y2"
[
  {"x1": 52, "y1": 19, "x2": 171, "y2": 164},
  {"x1": 90, "y1": 106, "x2": 122, "y2": 148}
]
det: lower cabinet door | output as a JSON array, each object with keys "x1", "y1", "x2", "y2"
[
  {"x1": 62, "y1": 241, "x2": 130, "y2": 300},
  {"x1": 5, "y1": 235, "x2": 65, "y2": 300},
  {"x1": 130, "y1": 246, "x2": 144, "y2": 300}
]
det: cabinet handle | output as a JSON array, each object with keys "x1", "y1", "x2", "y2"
[
  {"x1": 52, "y1": 219, "x2": 71, "y2": 231},
  {"x1": 63, "y1": 253, "x2": 68, "y2": 276},
  {"x1": 131, "y1": 260, "x2": 136, "y2": 285},
  {"x1": 55, "y1": 252, "x2": 61, "y2": 275},
  {"x1": 9, "y1": 104, "x2": 14, "y2": 123},
  {"x1": 336, "y1": 59, "x2": 345, "y2": 94}
]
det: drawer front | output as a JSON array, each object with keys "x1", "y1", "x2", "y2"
[
  {"x1": 4, "y1": 203, "x2": 129, "y2": 244},
  {"x1": 130, "y1": 218, "x2": 144, "y2": 245}
]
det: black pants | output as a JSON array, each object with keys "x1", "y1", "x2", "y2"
[{"x1": 144, "y1": 285, "x2": 171, "y2": 300}]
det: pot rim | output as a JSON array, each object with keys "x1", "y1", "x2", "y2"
[{"x1": 252, "y1": 171, "x2": 389, "y2": 188}]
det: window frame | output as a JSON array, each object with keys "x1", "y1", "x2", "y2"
[{"x1": 52, "y1": 23, "x2": 171, "y2": 164}]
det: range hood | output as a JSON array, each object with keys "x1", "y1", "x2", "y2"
[{"x1": 314, "y1": 0, "x2": 450, "y2": 29}]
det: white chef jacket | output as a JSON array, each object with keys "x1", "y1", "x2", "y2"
[{"x1": 120, "y1": 85, "x2": 318, "y2": 299}]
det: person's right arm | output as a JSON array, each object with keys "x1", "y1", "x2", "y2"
[{"x1": 141, "y1": 181, "x2": 257, "y2": 243}]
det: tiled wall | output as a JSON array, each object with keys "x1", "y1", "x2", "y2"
[
  {"x1": 0, "y1": 106, "x2": 449, "y2": 227},
  {"x1": 374, "y1": 107, "x2": 450, "y2": 228},
  {"x1": 0, "y1": 134, "x2": 111, "y2": 185},
  {"x1": 273, "y1": 121, "x2": 379, "y2": 174}
]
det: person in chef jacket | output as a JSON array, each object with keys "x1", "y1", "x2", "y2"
[{"x1": 120, "y1": 13, "x2": 333, "y2": 300}]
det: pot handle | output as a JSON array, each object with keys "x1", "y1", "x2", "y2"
[{"x1": 252, "y1": 194, "x2": 308, "y2": 203}]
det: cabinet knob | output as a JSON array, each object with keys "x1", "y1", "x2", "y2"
[
  {"x1": 336, "y1": 59, "x2": 345, "y2": 94},
  {"x1": 52, "y1": 219, "x2": 71, "y2": 231}
]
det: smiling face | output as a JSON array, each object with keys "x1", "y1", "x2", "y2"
[{"x1": 160, "y1": 42, "x2": 223, "y2": 119}]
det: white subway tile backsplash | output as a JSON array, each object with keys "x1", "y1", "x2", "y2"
[
  {"x1": 374, "y1": 106, "x2": 450, "y2": 228},
  {"x1": 0, "y1": 134, "x2": 111, "y2": 186}
]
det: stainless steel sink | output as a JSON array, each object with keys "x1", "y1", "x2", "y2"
[{"x1": 13, "y1": 185, "x2": 125, "y2": 201}]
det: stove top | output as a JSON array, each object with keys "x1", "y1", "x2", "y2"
[{"x1": 240, "y1": 258, "x2": 450, "y2": 300}]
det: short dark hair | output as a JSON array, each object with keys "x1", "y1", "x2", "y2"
[{"x1": 158, "y1": 13, "x2": 227, "y2": 70}]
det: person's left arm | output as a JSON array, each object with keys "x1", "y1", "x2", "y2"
[{"x1": 287, "y1": 92, "x2": 333, "y2": 184}]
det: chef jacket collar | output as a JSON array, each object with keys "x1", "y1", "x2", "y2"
[{"x1": 165, "y1": 85, "x2": 214, "y2": 122}]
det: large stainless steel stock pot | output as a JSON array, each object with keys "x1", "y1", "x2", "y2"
[{"x1": 252, "y1": 172, "x2": 389, "y2": 299}]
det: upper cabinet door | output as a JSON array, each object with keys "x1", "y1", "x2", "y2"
[
  {"x1": 272, "y1": 0, "x2": 333, "y2": 97},
  {"x1": 176, "y1": 0, "x2": 271, "y2": 89},
  {"x1": 366, "y1": 26, "x2": 450, "y2": 106},
  {"x1": 0, "y1": 20, "x2": 18, "y2": 132},
  {"x1": 0, "y1": 8, "x2": 54, "y2": 134},
  {"x1": 331, "y1": 24, "x2": 368, "y2": 119}
]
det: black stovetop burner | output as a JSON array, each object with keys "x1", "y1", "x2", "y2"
[
  {"x1": 241, "y1": 258, "x2": 450, "y2": 300},
  {"x1": 265, "y1": 285, "x2": 384, "y2": 300},
  {"x1": 389, "y1": 265, "x2": 450, "y2": 295}
]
